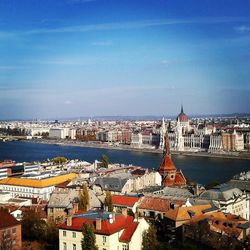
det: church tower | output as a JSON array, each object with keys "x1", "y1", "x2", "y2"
[
  {"x1": 158, "y1": 131, "x2": 186, "y2": 187},
  {"x1": 158, "y1": 131, "x2": 177, "y2": 183}
]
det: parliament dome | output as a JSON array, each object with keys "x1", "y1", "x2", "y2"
[{"x1": 176, "y1": 105, "x2": 188, "y2": 122}]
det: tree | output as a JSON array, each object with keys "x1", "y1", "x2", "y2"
[
  {"x1": 52, "y1": 156, "x2": 67, "y2": 164},
  {"x1": 101, "y1": 154, "x2": 109, "y2": 168},
  {"x1": 45, "y1": 221, "x2": 59, "y2": 250},
  {"x1": 104, "y1": 191, "x2": 113, "y2": 212},
  {"x1": 21, "y1": 210, "x2": 59, "y2": 250},
  {"x1": 22, "y1": 210, "x2": 47, "y2": 241},
  {"x1": 79, "y1": 184, "x2": 90, "y2": 210},
  {"x1": 81, "y1": 223, "x2": 98, "y2": 250},
  {"x1": 0, "y1": 233, "x2": 13, "y2": 250},
  {"x1": 142, "y1": 224, "x2": 158, "y2": 250}
]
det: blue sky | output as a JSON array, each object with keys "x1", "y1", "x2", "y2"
[{"x1": 0, "y1": 0, "x2": 250, "y2": 119}]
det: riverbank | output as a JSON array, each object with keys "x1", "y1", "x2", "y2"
[{"x1": 22, "y1": 139, "x2": 250, "y2": 160}]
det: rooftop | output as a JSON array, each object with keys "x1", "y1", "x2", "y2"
[
  {"x1": 0, "y1": 210, "x2": 20, "y2": 229},
  {"x1": 0, "y1": 173, "x2": 77, "y2": 188},
  {"x1": 59, "y1": 211, "x2": 139, "y2": 241}
]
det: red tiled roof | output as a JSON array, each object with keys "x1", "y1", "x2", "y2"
[
  {"x1": 119, "y1": 221, "x2": 138, "y2": 242},
  {"x1": 159, "y1": 154, "x2": 176, "y2": 173},
  {"x1": 0, "y1": 210, "x2": 20, "y2": 229},
  {"x1": 138, "y1": 197, "x2": 170, "y2": 213},
  {"x1": 162, "y1": 171, "x2": 186, "y2": 187},
  {"x1": 59, "y1": 214, "x2": 136, "y2": 237},
  {"x1": 112, "y1": 195, "x2": 139, "y2": 207}
]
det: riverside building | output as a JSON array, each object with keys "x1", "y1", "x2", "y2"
[{"x1": 0, "y1": 173, "x2": 77, "y2": 200}]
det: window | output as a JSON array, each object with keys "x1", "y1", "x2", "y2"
[
  {"x1": 72, "y1": 232, "x2": 76, "y2": 238},
  {"x1": 63, "y1": 242, "x2": 67, "y2": 250},
  {"x1": 122, "y1": 245, "x2": 128, "y2": 250},
  {"x1": 103, "y1": 236, "x2": 107, "y2": 243},
  {"x1": 63, "y1": 231, "x2": 67, "y2": 237},
  {"x1": 12, "y1": 228, "x2": 16, "y2": 234},
  {"x1": 72, "y1": 244, "x2": 76, "y2": 250}
]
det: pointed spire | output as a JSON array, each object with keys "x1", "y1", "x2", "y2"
[
  {"x1": 181, "y1": 104, "x2": 184, "y2": 113},
  {"x1": 163, "y1": 130, "x2": 170, "y2": 156}
]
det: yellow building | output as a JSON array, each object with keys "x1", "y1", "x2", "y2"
[
  {"x1": 59, "y1": 210, "x2": 149, "y2": 250},
  {"x1": 0, "y1": 173, "x2": 77, "y2": 200}
]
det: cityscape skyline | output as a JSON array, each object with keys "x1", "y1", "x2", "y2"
[{"x1": 1, "y1": 0, "x2": 250, "y2": 119}]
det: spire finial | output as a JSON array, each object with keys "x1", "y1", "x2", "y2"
[
  {"x1": 181, "y1": 104, "x2": 183, "y2": 113},
  {"x1": 164, "y1": 130, "x2": 171, "y2": 156}
]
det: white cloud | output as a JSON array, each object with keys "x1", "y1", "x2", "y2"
[
  {"x1": 234, "y1": 25, "x2": 250, "y2": 33},
  {"x1": 3, "y1": 16, "x2": 249, "y2": 37},
  {"x1": 160, "y1": 59, "x2": 170, "y2": 66}
]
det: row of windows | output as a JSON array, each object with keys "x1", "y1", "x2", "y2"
[
  {"x1": 63, "y1": 242, "x2": 76, "y2": 250},
  {"x1": 63, "y1": 231, "x2": 76, "y2": 238},
  {"x1": 1, "y1": 185, "x2": 54, "y2": 193},
  {"x1": 62, "y1": 242, "x2": 128, "y2": 250},
  {"x1": 62, "y1": 232, "x2": 128, "y2": 250}
]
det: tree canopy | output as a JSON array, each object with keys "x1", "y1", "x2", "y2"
[
  {"x1": 21, "y1": 210, "x2": 59, "y2": 250},
  {"x1": 81, "y1": 223, "x2": 98, "y2": 250},
  {"x1": 101, "y1": 154, "x2": 109, "y2": 168},
  {"x1": 52, "y1": 156, "x2": 67, "y2": 164},
  {"x1": 79, "y1": 184, "x2": 90, "y2": 211},
  {"x1": 104, "y1": 190, "x2": 113, "y2": 212},
  {"x1": 142, "y1": 224, "x2": 158, "y2": 250}
]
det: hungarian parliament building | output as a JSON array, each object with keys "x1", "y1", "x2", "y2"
[{"x1": 131, "y1": 106, "x2": 245, "y2": 153}]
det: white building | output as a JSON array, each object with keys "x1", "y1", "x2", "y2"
[
  {"x1": 59, "y1": 210, "x2": 149, "y2": 250},
  {"x1": 49, "y1": 128, "x2": 71, "y2": 139},
  {"x1": 0, "y1": 173, "x2": 77, "y2": 201},
  {"x1": 199, "y1": 185, "x2": 249, "y2": 220},
  {"x1": 24, "y1": 164, "x2": 40, "y2": 174},
  {"x1": 0, "y1": 167, "x2": 8, "y2": 180}
]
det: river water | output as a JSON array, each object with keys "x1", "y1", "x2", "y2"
[{"x1": 0, "y1": 141, "x2": 249, "y2": 185}]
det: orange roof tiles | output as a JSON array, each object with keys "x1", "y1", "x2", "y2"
[
  {"x1": 0, "y1": 173, "x2": 77, "y2": 188},
  {"x1": 139, "y1": 196, "x2": 170, "y2": 213},
  {"x1": 162, "y1": 171, "x2": 186, "y2": 187},
  {"x1": 159, "y1": 155, "x2": 176, "y2": 173},
  {"x1": 185, "y1": 212, "x2": 248, "y2": 239},
  {"x1": 165, "y1": 204, "x2": 212, "y2": 221},
  {"x1": 112, "y1": 195, "x2": 139, "y2": 207}
]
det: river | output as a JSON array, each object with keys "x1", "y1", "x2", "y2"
[{"x1": 0, "y1": 141, "x2": 249, "y2": 185}]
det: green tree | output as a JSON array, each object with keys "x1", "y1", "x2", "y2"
[
  {"x1": 22, "y1": 210, "x2": 47, "y2": 241},
  {"x1": 45, "y1": 221, "x2": 59, "y2": 250},
  {"x1": 81, "y1": 223, "x2": 98, "y2": 250},
  {"x1": 52, "y1": 156, "x2": 67, "y2": 164},
  {"x1": 142, "y1": 224, "x2": 158, "y2": 250},
  {"x1": 104, "y1": 191, "x2": 113, "y2": 212},
  {"x1": 79, "y1": 184, "x2": 90, "y2": 210},
  {"x1": 101, "y1": 154, "x2": 109, "y2": 168}
]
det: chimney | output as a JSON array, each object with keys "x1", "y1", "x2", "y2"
[
  {"x1": 72, "y1": 202, "x2": 78, "y2": 213},
  {"x1": 96, "y1": 218, "x2": 102, "y2": 230},
  {"x1": 112, "y1": 211, "x2": 115, "y2": 222},
  {"x1": 122, "y1": 207, "x2": 127, "y2": 217},
  {"x1": 66, "y1": 215, "x2": 72, "y2": 226}
]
